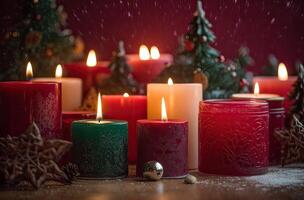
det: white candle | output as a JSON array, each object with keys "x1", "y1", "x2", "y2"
[
  {"x1": 33, "y1": 65, "x2": 82, "y2": 111},
  {"x1": 147, "y1": 79, "x2": 202, "y2": 169}
]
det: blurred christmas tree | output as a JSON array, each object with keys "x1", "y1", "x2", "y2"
[
  {"x1": 155, "y1": 0, "x2": 248, "y2": 99},
  {"x1": 232, "y1": 47, "x2": 254, "y2": 93},
  {"x1": 289, "y1": 63, "x2": 304, "y2": 123},
  {"x1": 99, "y1": 41, "x2": 141, "y2": 95},
  {"x1": 0, "y1": 0, "x2": 79, "y2": 80},
  {"x1": 262, "y1": 54, "x2": 279, "y2": 76}
]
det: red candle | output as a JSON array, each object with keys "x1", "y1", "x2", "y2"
[
  {"x1": 232, "y1": 92, "x2": 285, "y2": 165},
  {"x1": 62, "y1": 111, "x2": 95, "y2": 164},
  {"x1": 199, "y1": 100, "x2": 269, "y2": 176},
  {"x1": 102, "y1": 94, "x2": 147, "y2": 163},
  {"x1": 136, "y1": 97, "x2": 188, "y2": 178},
  {"x1": 253, "y1": 63, "x2": 296, "y2": 110},
  {"x1": 0, "y1": 81, "x2": 62, "y2": 139},
  {"x1": 127, "y1": 45, "x2": 173, "y2": 84},
  {"x1": 64, "y1": 50, "x2": 110, "y2": 95}
]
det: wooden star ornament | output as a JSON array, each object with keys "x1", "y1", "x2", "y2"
[
  {"x1": 275, "y1": 115, "x2": 304, "y2": 166},
  {"x1": 0, "y1": 122, "x2": 72, "y2": 189}
]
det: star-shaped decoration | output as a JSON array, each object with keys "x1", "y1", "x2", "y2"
[
  {"x1": 275, "y1": 115, "x2": 304, "y2": 166},
  {"x1": 0, "y1": 122, "x2": 72, "y2": 189}
]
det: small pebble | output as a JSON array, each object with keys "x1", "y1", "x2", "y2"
[{"x1": 184, "y1": 174, "x2": 197, "y2": 184}]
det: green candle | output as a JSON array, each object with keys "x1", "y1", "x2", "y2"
[
  {"x1": 72, "y1": 120, "x2": 128, "y2": 178},
  {"x1": 71, "y1": 93, "x2": 128, "y2": 179}
]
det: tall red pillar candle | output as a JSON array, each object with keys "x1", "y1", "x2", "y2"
[
  {"x1": 199, "y1": 100, "x2": 269, "y2": 176},
  {"x1": 64, "y1": 50, "x2": 110, "y2": 96},
  {"x1": 232, "y1": 94, "x2": 285, "y2": 165},
  {"x1": 0, "y1": 81, "x2": 62, "y2": 139},
  {"x1": 137, "y1": 120, "x2": 188, "y2": 178},
  {"x1": 126, "y1": 45, "x2": 173, "y2": 84},
  {"x1": 102, "y1": 94, "x2": 147, "y2": 163}
]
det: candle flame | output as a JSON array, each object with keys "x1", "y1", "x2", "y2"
[
  {"x1": 55, "y1": 64, "x2": 63, "y2": 78},
  {"x1": 161, "y1": 97, "x2": 168, "y2": 121},
  {"x1": 278, "y1": 63, "x2": 288, "y2": 81},
  {"x1": 26, "y1": 62, "x2": 33, "y2": 80},
  {"x1": 123, "y1": 92, "x2": 129, "y2": 97},
  {"x1": 86, "y1": 50, "x2": 97, "y2": 67},
  {"x1": 139, "y1": 45, "x2": 150, "y2": 60},
  {"x1": 168, "y1": 77, "x2": 173, "y2": 85},
  {"x1": 254, "y1": 82, "x2": 260, "y2": 96},
  {"x1": 150, "y1": 46, "x2": 160, "y2": 60},
  {"x1": 96, "y1": 92, "x2": 102, "y2": 122}
]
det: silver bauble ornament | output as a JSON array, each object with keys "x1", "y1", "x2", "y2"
[{"x1": 143, "y1": 161, "x2": 163, "y2": 181}]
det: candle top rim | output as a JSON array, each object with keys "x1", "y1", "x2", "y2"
[
  {"x1": 126, "y1": 54, "x2": 172, "y2": 57},
  {"x1": 33, "y1": 77, "x2": 82, "y2": 82},
  {"x1": 253, "y1": 76, "x2": 297, "y2": 79},
  {"x1": 63, "y1": 111, "x2": 95, "y2": 118},
  {"x1": 137, "y1": 119, "x2": 188, "y2": 124},
  {"x1": 148, "y1": 83, "x2": 202, "y2": 87},
  {"x1": 73, "y1": 119, "x2": 127, "y2": 125},
  {"x1": 102, "y1": 95, "x2": 147, "y2": 98},
  {"x1": 232, "y1": 93, "x2": 284, "y2": 101},
  {"x1": 63, "y1": 61, "x2": 110, "y2": 66},
  {"x1": 200, "y1": 99, "x2": 269, "y2": 114},
  {"x1": 0, "y1": 81, "x2": 60, "y2": 86}
]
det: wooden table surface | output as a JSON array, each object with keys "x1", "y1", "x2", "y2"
[{"x1": 1, "y1": 165, "x2": 304, "y2": 200}]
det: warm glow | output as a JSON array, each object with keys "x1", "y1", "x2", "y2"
[
  {"x1": 96, "y1": 92, "x2": 103, "y2": 122},
  {"x1": 254, "y1": 82, "x2": 260, "y2": 96},
  {"x1": 26, "y1": 62, "x2": 33, "y2": 80},
  {"x1": 150, "y1": 46, "x2": 160, "y2": 59},
  {"x1": 161, "y1": 97, "x2": 168, "y2": 121},
  {"x1": 55, "y1": 64, "x2": 63, "y2": 78},
  {"x1": 123, "y1": 93, "x2": 129, "y2": 97},
  {"x1": 139, "y1": 45, "x2": 150, "y2": 60},
  {"x1": 278, "y1": 63, "x2": 288, "y2": 81},
  {"x1": 168, "y1": 78, "x2": 173, "y2": 85},
  {"x1": 86, "y1": 50, "x2": 97, "y2": 67}
]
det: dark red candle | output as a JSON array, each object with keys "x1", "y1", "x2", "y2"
[
  {"x1": 199, "y1": 100, "x2": 269, "y2": 176},
  {"x1": 62, "y1": 111, "x2": 95, "y2": 164},
  {"x1": 62, "y1": 111, "x2": 96, "y2": 141},
  {"x1": 137, "y1": 119, "x2": 188, "y2": 178},
  {"x1": 232, "y1": 94, "x2": 285, "y2": 165},
  {"x1": 0, "y1": 81, "x2": 62, "y2": 139},
  {"x1": 102, "y1": 94, "x2": 147, "y2": 164}
]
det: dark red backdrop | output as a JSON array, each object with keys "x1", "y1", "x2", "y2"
[{"x1": 1, "y1": 0, "x2": 304, "y2": 74}]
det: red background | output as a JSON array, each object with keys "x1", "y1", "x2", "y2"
[{"x1": 1, "y1": 0, "x2": 304, "y2": 74}]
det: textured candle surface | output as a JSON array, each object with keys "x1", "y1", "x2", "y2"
[
  {"x1": 0, "y1": 81, "x2": 62, "y2": 139},
  {"x1": 232, "y1": 95, "x2": 285, "y2": 165},
  {"x1": 148, "y1": 83, "x2": 202, "y2": 169},
  {"x1": 102, "y1": 95, "x2": 147, "y2": 163},
  {"x1": 137, "y1": 119, "x2": 188, "y2": 178},
  {"x1": 72, "y1": 120, "x2": 128, "y2": 178},
  {"x1": 199, "y1": 100, "x2": 269, "y2": 176}
]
